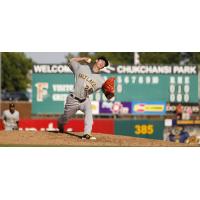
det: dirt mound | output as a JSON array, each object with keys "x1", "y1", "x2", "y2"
[{"x1": 0, "y1": 131, "x2": 198, "y2": 147}]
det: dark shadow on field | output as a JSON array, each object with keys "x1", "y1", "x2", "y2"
[
  {"x1": 47, "y1": 130, "x2": 82, "y2": 139},
  {"x1": 65, "y1": 132, "x2": 82, "y2": 139}
]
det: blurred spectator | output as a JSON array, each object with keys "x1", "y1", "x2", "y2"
[
  {"x1": 182, "y1": 107, "x2": 188, "y2": 120},
  {"x1": 2, "y1": 103, "x2": 19, "y2": 131},
  {"x1": 168, "y1": 126, "x2": 190, "y2": 143},
  {"x1": 187, "y1": 106, "x2": 193, "y2": 120},
  {"x1": 179, "y1": 126, "x2": 190, "y2": 143},
  {"x1": 168, "y1": 129, "x2": 176, "y2": 142}
]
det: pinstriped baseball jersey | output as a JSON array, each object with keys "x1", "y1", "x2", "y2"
[{"x1": 69, "y1": 60, "x2": 105, "y2": 99}]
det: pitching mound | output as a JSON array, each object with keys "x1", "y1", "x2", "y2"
[{"x1": 0, "y1": 130, "x2": 198, "y2": 147}]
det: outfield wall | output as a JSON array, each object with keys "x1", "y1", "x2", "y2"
[
  {"x1": 0, "y1": 118, "x2": 200, "y2": 144},
  {"x1": 0, "y1": 118, "x2": 165, "y2": 140}
]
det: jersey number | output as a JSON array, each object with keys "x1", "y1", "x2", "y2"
[{"x1": 84, "y1": 84, "x2": 93, "y2": 95}]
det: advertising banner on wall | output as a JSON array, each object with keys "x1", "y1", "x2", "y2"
[
  {"x1": 166, "y1": 103, "x2": 200, "y2": 114},
  {"x1": 132, "y1": 102, "x2": 166, "y2": 115},
  {"x1": 99, "y1": 101, "x2": 132, "y2": 114},
  {"x1": 18, "y1": 119, "x2": 114, "y2": 134}
]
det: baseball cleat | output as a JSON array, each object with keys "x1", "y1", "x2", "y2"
[
  {"x1": 58, "y1": 125, "x2": 64, "y2": 133},
  {"x1": 82, "y1": 134, "x2": 96, "y2": 140}
]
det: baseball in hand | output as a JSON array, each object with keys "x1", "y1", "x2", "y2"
[{"x1": 87, "y1": 58, "x2": 92, "y2": 63}]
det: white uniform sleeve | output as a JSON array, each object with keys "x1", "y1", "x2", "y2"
[{"x1": 68, "y1": 60, "x2": 80, "y2": 74}]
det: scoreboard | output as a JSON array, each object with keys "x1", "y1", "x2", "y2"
[
  {"x1": 97, "y1": 73, "x2": 198, "y2": 103},
  {"x1": 32, "y1": 65, "x2": 199, "y2": 114},
  {"x1": 93, "y1": 65, "x2": 199, "y2": 103}
]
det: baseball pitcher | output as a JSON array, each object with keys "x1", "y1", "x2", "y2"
[{"x1": 57, "y1": 56, "x2": 115, "y2": 140}]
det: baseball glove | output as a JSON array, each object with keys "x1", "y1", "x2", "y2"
[{"x1": 102, "y1": 77, "x2": 115, "y2": 100}]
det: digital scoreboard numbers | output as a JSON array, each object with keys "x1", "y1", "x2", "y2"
[{"x1": 90, "y1": 65, "x2": 198, "y2": 103}]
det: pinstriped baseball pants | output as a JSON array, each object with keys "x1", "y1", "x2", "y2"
[{"x1": 57, "y1": 94, "x2": 93, "y2": 134}]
